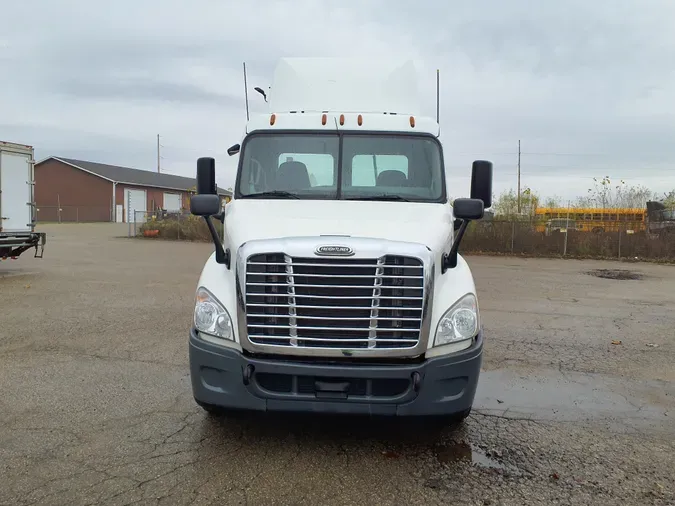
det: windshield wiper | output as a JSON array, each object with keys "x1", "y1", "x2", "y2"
[
  {"x1": 241, "y1": 191, "x2": 300, "y2": 199},
  {"x1": 346, "y1": 194, "x2": 411, "y2": 202}
]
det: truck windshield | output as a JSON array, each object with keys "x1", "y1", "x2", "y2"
[{"x1": 236, "y1": 133, "x2": 446, "y2": 202}]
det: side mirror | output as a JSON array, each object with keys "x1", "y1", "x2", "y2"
[
  {"x1": 197, "y1": 157, "x2": 217, "y2": 195},
  {"x1": 190, "y1": 194, "x2": 221, "y2": 217},
  {"x1": 227, "y1": 144, "x2": 241, "y2": 156},
  {"x1": 470, "y1": 160, "x2": 493, "y2": 209},
  {"x1": 192, "y1": 157, "x2": 230, "y2": 267},
  {"x1": 453, "y1": 198, "x2": 485, "y2": 221}
]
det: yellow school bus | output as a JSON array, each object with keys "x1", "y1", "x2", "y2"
[{"x1": 534, "y1": 207, "x2": 646, "y2": 233}]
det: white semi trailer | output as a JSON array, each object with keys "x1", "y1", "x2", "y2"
[{"x1": 0, "y1": 141, "x2": 46, "y2": 260}]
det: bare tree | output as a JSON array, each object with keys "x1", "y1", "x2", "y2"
[
  {"x1": 584, "y1": 176, "x2": 655, "y2": 208},
  {"x1": 493, "y1": 187, "x2": 539, "y2": 218},
  {"x1": 542, "y1": 195, "x2": 564, "y2": 208},
  {"x1": 616, "y1": 184, "x2": 656, "y2": 208}
]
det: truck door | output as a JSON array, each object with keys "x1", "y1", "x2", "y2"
[{"x1": 0, "y1": 150, "x2": 33, "y2": 233}]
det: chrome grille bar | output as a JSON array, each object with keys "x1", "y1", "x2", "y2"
[
  {"x1": 247, "y1": 272, "x2": 423, "y2": 279},
  {"x1": 248, "y1": 261, "x2": 423, "y2": 269},
  {"x1": 246, "y1": 282, "x2": 422, "y2": 288},
  {"x1": 246, "y1": 314, "x2": 421, "y2": 321},
  {"x1": 246, "y1": 294, "x2": 423, "y2": 300},
  {"x1": 248, "y1": 335, "x2": 419, "y2": 344}
]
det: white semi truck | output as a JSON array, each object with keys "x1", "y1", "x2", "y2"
[
  {"x1": 187, "y1": 58, "x2": 493, "y2": 423},
  {"x1": 0, "y1": 141, "x2": 46, "y2": 260}
]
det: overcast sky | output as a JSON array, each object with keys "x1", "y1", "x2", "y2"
[{"x1": 2, "y1": 0, "x2": 675, "y2": 201}]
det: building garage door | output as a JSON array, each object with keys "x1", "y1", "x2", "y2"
[
  {"x1": 124, "y1": 188, "x2": 147, "y2": 223},
  {"x1": 163, "y1": 192, "x2": 182, "y2": 212}
]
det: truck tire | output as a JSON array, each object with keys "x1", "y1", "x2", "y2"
[
  {"x1": 448, "y1": 407, "x2": 472, "y2": 426},
  {"x1": 195, "y1": 399, "x2": 225, "y2": 416},
  {"x1": 417, "y1": 407, "x2": 472, "y2": 432},
  {"x1": 195, "y1": 399, "x2": 248, "y2": 421}
]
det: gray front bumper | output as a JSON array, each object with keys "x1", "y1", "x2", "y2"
[{"x1": 189, "y1": 328, "x2": 483, "y2": 417}]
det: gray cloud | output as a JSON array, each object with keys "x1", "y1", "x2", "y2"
[
  {"x1": 52, "y1": 77, "x2": 243, "y2": 107},
  {"x1": 1, "y1": 0, "x2": 674, "y2": 199}
]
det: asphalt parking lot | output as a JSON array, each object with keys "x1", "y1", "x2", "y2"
[{"x1": 1, "y1": 223, "x2": 673, "y2": 506}]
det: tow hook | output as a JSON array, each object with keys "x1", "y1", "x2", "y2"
[
  {"x1": 411, "y1": 371, "x2": 422, "y2": 392},
  {"x1": 243, "y1": 364, "x2": 255, "y2": 385}
]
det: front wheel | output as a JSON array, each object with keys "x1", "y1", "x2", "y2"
[
  {"x1": 195, "y1": 399, "x2": 224, "y2": 416},
  {"x1": 195, "y1": 399, "x2": 250, "y2": 421},
  {"x1": 446, "y1": 407, "x2": 472, "y2": 427},
  {"x1": 416, "y1": 407, "x2": 472, "y2": 432}
]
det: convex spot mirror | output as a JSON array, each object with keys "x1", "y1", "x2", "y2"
[
  {"x1": 453, "y1": 198, "x2": 485, "y2": 221},
  {"x1": 190, "y1": 194, "x2": 221, "y2": 216}
]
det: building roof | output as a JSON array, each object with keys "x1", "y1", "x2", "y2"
[{"x1": 38, "y1": 156, "x2": 231, "y2": 195}]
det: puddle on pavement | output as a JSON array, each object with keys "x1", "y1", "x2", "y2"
[
  {"x1": 434, "y1": 441, "x2": 508, "y2": 471},
  {"x1": 585, "y1": 268, "x2": 643, "y2": 280},
  {"x1": 473, "y1": 369, "x2": 670, "y2": 428}
]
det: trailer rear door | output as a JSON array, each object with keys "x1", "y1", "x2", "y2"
[{"x1": 1, "y1": 146, "x2": 34, "y2": 233}]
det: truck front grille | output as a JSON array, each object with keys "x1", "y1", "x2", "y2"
[{"x1": 245, "y1": 254, "x2": 424, "y2": 350}]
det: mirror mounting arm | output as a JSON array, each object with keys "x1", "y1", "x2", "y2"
[
  {"x1": 442, "y1": 219, "x2": 469, "y2": 273},
  {"x1": 202, "y1": 216, "x2": 230, "y2": 268}
]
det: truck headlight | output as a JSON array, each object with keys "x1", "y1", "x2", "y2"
[
  {"x1": 194, "y1": 287, "x2": 233, "y2": 340},
  {"x1": 433, "y1": 294, "x2": 479, "y2": 346}
]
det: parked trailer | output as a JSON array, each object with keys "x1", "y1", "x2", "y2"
[
  {"x1": 646, "y1": 200, "x2": 675, "y2": 238},
  {"x1": 0, "y1": 141, "x2": 46, "y2": 260}
]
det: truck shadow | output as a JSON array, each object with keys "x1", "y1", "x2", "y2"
[
  {"x1": 208, "y1": 411, "x2": 462, "y2": 443},
  {"x1": 200, "y1": 411, "x2": 514, "y2": 474}
]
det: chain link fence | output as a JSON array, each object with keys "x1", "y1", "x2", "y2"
[
  {"x1": 129, "y1": 210, "x2": 223, "y2": 241},
  {"x1": 462, "y1": 219, "x2": 675, "y2": 261},
  {"x1": 127, "y1": 210, "x2": 675, "y2": 261},
  {"x1": 36, "y1": 205, "x2": 113, "y2": 223}
]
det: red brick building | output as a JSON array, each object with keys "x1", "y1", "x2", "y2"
[{"x1": 35, "y1": 157, "x2": 231, "y2": 223}]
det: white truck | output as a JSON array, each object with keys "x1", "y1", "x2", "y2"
[
  {"x1": 187, "y1": 58, "x2": 493, "y2": 424},
  {"x1": 0, "y1": 141, "x2": 46, "y2": 260}
]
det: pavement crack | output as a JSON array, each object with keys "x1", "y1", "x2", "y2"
[{"x1": 474, "y1": 410, "x2": 552, "y2": 426}]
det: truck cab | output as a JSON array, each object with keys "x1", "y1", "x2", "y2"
[{"x1": 187, "y1": 58, "x2": 493, "y2": 422}]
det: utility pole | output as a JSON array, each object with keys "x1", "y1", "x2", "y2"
[
  {"x1": 517, "y1": 139, "x2": 521, "y2": 214},
  {"x1": 157, "y1": 134, "x2": 160, "y2": 173}
]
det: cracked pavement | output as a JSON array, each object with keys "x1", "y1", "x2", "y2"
[{"x1": 1, "y1": 223, "x2": 673, "y2": 506}]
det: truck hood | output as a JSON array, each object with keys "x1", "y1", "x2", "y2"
[{"x1": 222, "y1": 199, "x2": 454, "y2": 254}]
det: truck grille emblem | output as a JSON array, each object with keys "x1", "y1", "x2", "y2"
[{"x1": 315, "y1": 245, "x2": 354, "y2": 256}]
